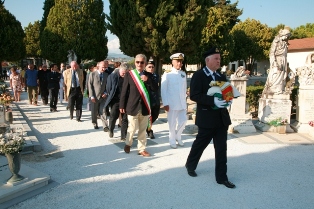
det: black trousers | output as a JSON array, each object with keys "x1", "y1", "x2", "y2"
[
  {"x1": 40, "y1": 87, "x2": 49, "y2": 105},
  {"x1": 49, "y1": 88, "x2": 59, "y2": 110},
  {"x1": 151, "y1": 105, "x2": 160, "y2": 124},
  {"x1": 69, "y1": 87, "x2": 83, "y2": 120},
  {"x1": 185, "y1": 126, "x2": 228, "y2": 182},
  {"x1": 109, "y1": 101, "x2": 128, "y2": 138}
]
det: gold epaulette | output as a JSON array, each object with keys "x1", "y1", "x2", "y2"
[{"x1": 164, "y1": 69, "x2": 171, "y2": 73}]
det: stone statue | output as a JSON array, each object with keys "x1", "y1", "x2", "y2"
[
  {"x1": 262, "y1": 26, "x2": 291, "y2": 96},
  {"x1": 305, "y1": 53, "x2": 314, "y2": 66},
  {"x1": 232, "y1": 66, "x2": 247, "y2": 78},
  {"x1": 67, "y1": 50, "x2": 77, "y2": 64},
  {"x1": 296, "y1": 63, "x2": 314, "y2": 86}
]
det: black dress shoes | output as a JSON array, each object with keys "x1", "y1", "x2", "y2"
[
  {"x1": 185, "y1": 165, "x2": 197, "y2": 177},
  {"x1": 109, "y1": 131, "x2": 113, "y2": 138},
  {"x1": 148, "y1": 130, "x2": 155, "y2": 139},
  {"x1": 70, "y1": 116, "x2": 73, "y2": 120},
  {"x1": 94, "y1": 125, "x2": 99, "y2": 129},
  {"x1": 76, "y1": 119, "x2": 82, "y2": 122},
  {"x1": 217, "y1": 180, "x2": 236, "y2": 189}
]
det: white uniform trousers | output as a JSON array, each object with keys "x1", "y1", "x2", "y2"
[
  {"x1": 126, "y1": 113, "x2": 149, "y2": 152},
  {"x1": 167, "y1": 109, "x2": 187, "y2": 145},
  {"x1": 59, "y1": 78, "x2": 64, "y2": 103}
]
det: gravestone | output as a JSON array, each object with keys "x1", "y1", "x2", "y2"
[
  {"x1": 0, "y1": 106, "x2": 9, "y2": 134},
  {"x1": 291, "y1": 63, "x2": 314, "y2": 133},
  {"x1": 228, "y1": 72, "x2": 256, "y2": 133}
]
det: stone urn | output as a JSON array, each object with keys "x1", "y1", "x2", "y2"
[
  {"x1": 5, "y1": 152, "x2": 25, "y2": 183},
  {"x1": 276, "y1": 125, "x2": 286, "y2": 134},
  {"x1": 5, "y1": 111, "x2": 13, "y2": 124}
]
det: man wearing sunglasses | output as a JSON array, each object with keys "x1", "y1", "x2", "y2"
[
  {"x1": 120, "y1": 54, "x2": 158, "y2": 157},
  {"x1": 161, "y1": 53, "x2": 187, "y2": 149}
]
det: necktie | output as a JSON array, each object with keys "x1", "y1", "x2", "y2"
[
  {"x1": 213, "y1": 72, "x2": 219, "y2": 81},
  {"x1": 72, "y1": 71, "x2": 77, "y2": 87},
  {"x1": 100, "y1": 73, "x2": 103, "y2": 84}
]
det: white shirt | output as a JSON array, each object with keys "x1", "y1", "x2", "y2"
[{"x1": 161, "y1": 67, "x2": 187, "y2": 110}]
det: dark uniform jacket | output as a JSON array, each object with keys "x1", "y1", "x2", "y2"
[
  {"x1": 38, "y1": 70, "x2": 50, "y2": 88},
  {"x1": 47, "y1": 71, "x2": 61, "y2": 89},
  {"x1": 190, "y1": 68, "x2": 231, "y2": 128},
  {"x1": 145, "y1": 71, "x2": 160, "y2": 108}
]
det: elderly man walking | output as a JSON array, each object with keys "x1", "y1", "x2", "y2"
[{"x1": 64, "y1": 61, "x2": 84, "y2": 121}]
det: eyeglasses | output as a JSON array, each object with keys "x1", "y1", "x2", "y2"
[{"x1": 135, "y1": 61, "x2": 145, "y2": 65}]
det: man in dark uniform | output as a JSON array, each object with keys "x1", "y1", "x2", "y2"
[
  {"x1": 145, "y1": 60, "x2": 160, "y2": 139},
  {"x1": 185, "y1": 47, "x2": 235, "y2": 189},
  {"x1": 47, "y1": 64, "x2": 61, "y2": 112},
  {"x1": 38, "y1": 64, "x2": 50, "y2": 105}
]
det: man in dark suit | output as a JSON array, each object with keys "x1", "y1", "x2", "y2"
[
  {"x1": 47, "y1": 64, "x2": 61, "y2": 112},
  {"x1": 89, "y1": 61, "x2": 111, "y2": 130},
  {"x1": 38, "y1": 64, "x2": 50, "y2": 105},
  {"x1": 185, "y1": 47, "x2": 235, "y2": 189},
  {"x1": 120, "y1": 54, "x2": 158, "y2": 157},
  {"x1": 104, "y1": 60, "x2": 114, "y2": 116},
  {"x1": 104, "y1": 63, "x2": 128, "y2": 139}
]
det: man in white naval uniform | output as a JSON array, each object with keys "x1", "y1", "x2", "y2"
[{"x1": 161, "y1": 53, "x2": 187, "y2": 149}]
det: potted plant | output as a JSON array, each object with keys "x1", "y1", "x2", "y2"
[
  {"x1": 267, "y1": 117, "x2": 288, "y2": 134},
  {"x1": 0, "y1": 92, "x2": 15, "y2": 123},
  {"x1": 0, "y1": 127, "x2": 25, "y2": 184}
]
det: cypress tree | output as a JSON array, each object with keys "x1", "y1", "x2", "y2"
[
  {"x1": 41, "y1": 0, "x2": 108, "y2": 63},
  {"x1": 107, "y1": 0, "x2": 213, "y2": 76},
  {"x1": 25, "y1": 21, "x2": 41, "y2": 58},
  {"x1": 0, "y1": 1, "x2": 25, "y2": 71}
]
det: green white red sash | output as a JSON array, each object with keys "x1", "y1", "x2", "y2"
[{"x1": 129, "y1": 69, "x2": 152, "y2": 129}]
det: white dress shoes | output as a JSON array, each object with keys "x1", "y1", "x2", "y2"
[
  {"x1": 170, "y1": 144, "x2": 177, "y2": 149},
  {"x1": 177, "y1": 140, "x2": 184, "y2": 147}
]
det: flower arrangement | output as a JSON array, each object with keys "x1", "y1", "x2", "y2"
[
  {"x1": 0, "y1": 127, "x2": 25, "y2": 154},
  {"x1": 267, "y1": 117, "x2": 288, "y2": 127},
  {"x1": 0, "y1": 92, "x2": 15, "y2": 106},
  {"x1": 309, "y1": 121, "x2": 314, "y2": 127}
]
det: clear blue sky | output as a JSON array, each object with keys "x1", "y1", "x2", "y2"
[{"x1": 3, "y1": 0, "x2": 314, "y2": 54}]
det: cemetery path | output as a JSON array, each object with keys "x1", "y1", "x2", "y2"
[{"x1": 5, "y1": 89, "x2": 314, "y2": 209}]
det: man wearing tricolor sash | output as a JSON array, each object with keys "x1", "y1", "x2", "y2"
[{"x1": 119, "y1": 54, "x2": 158, "y2": 157}]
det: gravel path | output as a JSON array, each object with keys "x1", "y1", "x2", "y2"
[{"x1": 8, "y1": 91, "x2": 314, "y2": 209}]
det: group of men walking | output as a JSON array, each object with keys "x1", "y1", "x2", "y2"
[{"x1": 23, "y1": 47, "x2": 236, "y2": 189}]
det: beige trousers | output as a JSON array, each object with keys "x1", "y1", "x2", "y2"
[{"x1": 126, "y1": 113, "x2": 149, "y2": 152}]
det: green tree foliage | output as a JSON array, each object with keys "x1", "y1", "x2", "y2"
[
  {"x1": 0, "y1": 2, "x2": 25, "y2": 64},
  {"x1": 107, "y1": 0, "x2": 213, "y2": 76},
  {"x1": 231, "y1": 18, "x2": 273, "y2": 73},
  {"x1": 194, "y1": 0, "x2": 242, "y2": 66},
  {"x1": 40, "y1": 0, "x2": 55, "y2": 33},
  {"x1": 41, "y1": 0, "x2": 108, "y2": 63},
  {"x1": 291, "y1": 23, "x2": 314, "y2": 39},
  {"x1": 24, "y1": 21, "x2": 41, "y2": 58}
]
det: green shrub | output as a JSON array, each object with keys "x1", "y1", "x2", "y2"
[{"x1": 246, "y1": 85, "x2": 264, "y2": 113}]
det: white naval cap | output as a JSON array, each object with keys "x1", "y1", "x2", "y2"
[{"x1": 170, "y1": 53, "x2": 184, "y2": 60}]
